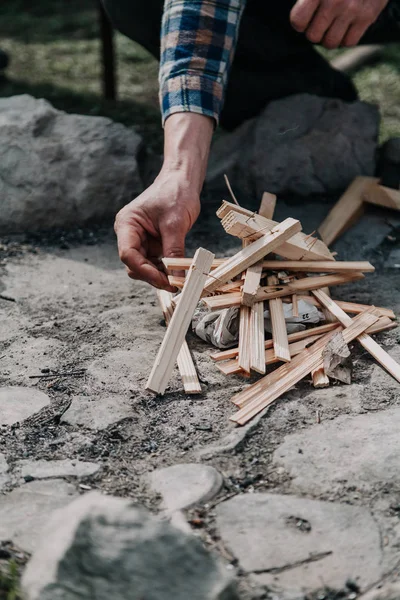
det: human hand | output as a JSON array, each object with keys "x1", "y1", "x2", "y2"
[
  {"x1": 114, "y1": 171, "x2": 200, "y2": 291},
  {"x1": 290, "y1": 0, "x2": 389, "y2": 49}
]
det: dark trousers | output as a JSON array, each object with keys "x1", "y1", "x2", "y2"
[{"x1": 102, "y1": 0, "x2": 400, "y2": 130}]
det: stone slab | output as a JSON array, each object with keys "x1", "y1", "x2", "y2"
[
  {"x1": 273, "y1": 408, "x2": 400, "y2": 493},
  {"x1": 18, "y1": 459, "x2": 100, "y2": 480},
  {"x1": 0, "y1": 386, "x2": 51, "y2": 426},
  {"x1": 216, "y1": 493, "x2": 382, "y2": 595},
  {"x1": 60, "y1": 395, "x2": 133, "y2": 430},
  {"x1": 148, "y1": 464, "x2": 223, "y2": 511},
  {"x1": 0, "y1": 479, "x2": 78, "y2": 552}
]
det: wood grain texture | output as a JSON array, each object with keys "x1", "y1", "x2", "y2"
[
  {"x1": 363, "y1": 183, "x2": 400, "y2": 211},
  {"x1": 255, "y1": 273, "x2": 364, "y2": 302},
  {"x1": 250, "y1": 301, "x2": 266, "y2": 374},
  {"x1": 203, "y1": 218, "x2": 302, "y2": 294},
  {"x1": 230, "y1": 309, "x2": 380, "y2": 424},
  {"x1": 242, "y1": 261, "x2": 263, "y2": 306},
  {"x1": 268, "y1": 275, "x2": 290, "y2": 363},
  {"x1": 220, "y1": 207, "x2": 333, "y2": 261},
  {"x1": 318, "y1": 176, "x2": 378, "y2": 246},
  {"x1": 259, "y1": 191, "x2": 277, "y2": 219},
  {"x1": 260, "y1": 260, "x2": 374, "y2": 273},
  {"x1": 312, "y1": 367, "x2": 330, "y2": 388},
  {"x1": 157, "y1": 290, "x2": 201, "y2": 395},
  {"x1": 313, "y1": 289, "x2": 400, "y2": 385},
  {"x1": 238, "y1": 305, "x2": 252, "y2": 373},
  {"x1": 146, "y1": 247, "x2": 214, "y2": 395}
]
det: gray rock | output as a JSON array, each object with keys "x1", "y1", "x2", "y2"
[
  {"x1": 216, "y1": 493, "x2": 382, "y2": 595},
  {"x1": 360, "y1": 582, "x2": 400, "y2": 600},
  {"x1": 0, "y1": 453, "x2": 10, "y2": 490},
  {"x1": 18, "y1": 459, "x2": 100, "y2": 480},
  {"x1": 148, "y1": 464, "x2": 223, "y2": 511},
  {"x1": 273, "y1": 408, "x2": 400, "y2": 493},
  {"x1": 0, "y1": 479, "x2": 78, "y2": 552},
  {"x1": 22, "y1": 491, "x2": 238, "y2": 600},
  {"x1": 206, "y1": 94, "x2": 379, "y2": 198},
  {"x1": 0, "y1": 386, "x2": 50, "y2": 425},
  {"x1": 60, "y1": 395, "x2": 133, "y2": 430},
  {"x1": 386, "y1": 248, "x2": 400, "y2": 269},
  {"x1": 0, "y1": 95, "x2": 142, "y2": 233}
]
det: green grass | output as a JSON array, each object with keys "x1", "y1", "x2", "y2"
[
  {"x1": 321, "y1": 45, "x2": 400, "y2": 142},
  {"x1": 0, "y1": 0, "x2": 399, "y2": 151},
  {"x1": 0, "y1": 0, "x2": 162, "y2": 151},
  {"x1": 0, "y1": 562, "x2": 21, "y2": 600}
]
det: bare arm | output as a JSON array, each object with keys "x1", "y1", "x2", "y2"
[{"x1": 114, "y1": 112, "x2": 214, "y2": 291}]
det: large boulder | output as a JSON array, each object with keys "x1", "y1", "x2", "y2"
[
  {"x1": 0, "y1": 95, "x2": 143, "y2": 233},
  {"x1": 206, "y1": 94, "x2": 380, "y2": 199},
  {"x1": 22, "y1": 491, "x2": 238, "y2": 600}
]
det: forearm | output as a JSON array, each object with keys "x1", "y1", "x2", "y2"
[{"x1": 161, "y1": 112, "x2": 214, "y2": 194}]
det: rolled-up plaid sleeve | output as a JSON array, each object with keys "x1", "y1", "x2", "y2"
[{"x1": 159, "y1": 0, "x2": 246, "y2": 125}]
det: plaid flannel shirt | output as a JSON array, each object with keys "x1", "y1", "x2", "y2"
[{"x1": 159, "y1": 0, "x2": 246, "y2": 125}]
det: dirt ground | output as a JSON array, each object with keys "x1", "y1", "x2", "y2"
[{"x1": 1, "y1": 196, "x2": 400, "y2": 599}]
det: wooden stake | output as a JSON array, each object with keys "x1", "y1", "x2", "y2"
[
  {"x1": 157, "y1": 290, "x2": 201, "y2": 395},
  {"x1": 292, "y1": 294, "x2": 299, "y2": 318},
  {"x1": 260, "y1": 260, "x2": 374, "y2": 273},
  {"x1": 230, "y1": 309, "x2": 380, "y2": 424},
  {"x1": 203, "y1": 218, "x2": 302, "y2": 294},
  {"x1": 146, "y1": 248, "x2": 214, "y2": 395},
  {"x1": 259, "y1": 192, "x2": 277, "y2": 219},
  {"x1": 268, "y1": 275, "x2": 291, "y2": 363},
  {"x1": 318, "y1": 176, "x2": 379, "y2": 246},
  {"x1": 220, "y1": 206, "x2": 334, "y2": 261},
  {"x1": 242, "y1": 261, "x2": 263, "y2": 306},
  {"x1": 210, "y1": 322, "x2": 340, "y2": 362},
  {"x1": 255, "y1": 273, "x2": 364, "y2": 302},
  {"x1": 163, "y1": 257, "x2": 225, "y2": 271},
  {"x1": 293, "y1": 295, "x2": 396, "y2": 320},
  {"x1": 238, "y1": 305, "x2": 252, "y2": 373},
  {"x1": 312, "y1": 290, "x2": 400, "y2": 385},
  {"x1": 250, "y1": 301, "x2": 266, "y2": 374},
  {"x1": 217, "y1": 334, "x2": 323, "y2": 376},
  {"x1": 363, "y1": 183, "x2": 400, "y2": 212}
]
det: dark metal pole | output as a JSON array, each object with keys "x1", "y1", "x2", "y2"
[{"x1": 98, "y1": 0, "x2": 117, "y2": 101}]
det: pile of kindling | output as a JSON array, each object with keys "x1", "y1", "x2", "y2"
[{"x1": 145, "y1": 197, "x2": 399, "y2": 426}]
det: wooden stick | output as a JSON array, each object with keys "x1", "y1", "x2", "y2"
[
  {"x1": 259, "y1": 192, "x2": 277, "y2": 219},
  {"x1": 210, "y1": 317, "x2": 394, "y2": 363},
  {"x1": 312, "y1": 367, "x2": 330, "y2": 388},
  {"x1": 230, "y1": 309, "x2": 380, "y2": 424},
  {"x1": 203, "y1": 218, "x2": 302, "y2": 294},
  {"x1": 218, "y1": 334, "x2": 322, "y2": 376},
  {"x1": 312, "y1": 290, "x2": 400, "y2": 384},
  {"x1": 318, "y1": 177, "x2": 379, "y2": 247},
  {"x1": 146, "y1": 248, "x2": 214, "y2": 394},
  {"x1": 292, "y1": 294, "x2": 299, "y2": 318},
  {"x1": 238, "y1": 305, "x2": 252, "y2": 373},
  {"x1": 157, "y1": 290, "x2": 201, "y2": 395},
  {"x1": 202, "y1": 293, "x2": 242, "y2": 310},
  {"x1": 220, "y1": 206, "x2": 334, "y2": 261},
  {"x1": 260, "y1": 260, "x2": 374, "y2": 273},
  {"x1": 163, "y1": 257, "x2": 225, "y2": 271},
  {"x1": 164, "y1": 258, "x2": 374, "y2": 273},
  {"x1": 330, "y1": 44, "x2": 383, "y2": 73},
  {"x1": 268, "y1": 275, "x2": 291, "y2": 362},
  {"x1": 255, "y1": 273, "x2": 364, "y2": 302},
  {"x1": 210, "y1": 322, "x2": 340, "y2": 362},
  {"x1": 250, "y1": 301, "x2": 266, "y2": 374},
  {"x1": 293, "y1": 295, "x2": 396, "y2": 320},
  {"x1": 363, "y1": 183, "x2": 400, "y2": 212},
  {"x1": 242, "y1": 261, "x2": 263, "y2": 306}
]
